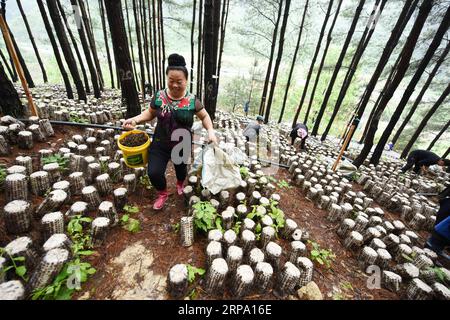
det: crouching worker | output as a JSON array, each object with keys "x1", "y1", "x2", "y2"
[
  {"x1": 401, "y1": 149, "x2": 450, "y2": 174},
  {"x1": 243, "y1": 115, "x2": 264, "y2": 142},
  {"x1": 290, "y1": 123, "x2": 308, "y2": 150},
  {"x1": 123, "y1": 53, "x2": 218, "y2": 210}
]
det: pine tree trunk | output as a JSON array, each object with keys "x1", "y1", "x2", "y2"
[
  {"x1": 278, "y1": 0, "x2": 308, "y2": 123},
  {"x1": 1, "y1": 15, "x2": 35, "y2": 88},
  {"x1": 56, "y1": 0, "x2": 91, "y2": 94},
  {"x1": 216, "y1": 0, "x2": 230, "y2": 98},
  {"x1": 0, "y1": 61, "x2": 23, "y2": 117},
  {"x1": 125, "y1": 0, "x2": 139, "y2": 91},
  {"x1": 151, "y1": 0, "x2": 160, "y2": 90},
  {"x1": 197, "y1": 0, "x2": 204, "y2": 98},
  {"x1": 321, "y1": 0, "x2": 386, "y2": 141},
  {"x1": 68, "y1": 0, "x2": 101, "y2": 98},
  {"x1": 99, "y1": 0, "x2": 115, "y2": 88},
  {"x1": 16, "y1": 0, "x2": 47, "y2": 83},
  {"x1": 443, "y1": 147, "x2": 450, "y2": 158},
  {"x1": 291, "y1": 0, "x2": 334, "y2": 128},
  {"x1": 258, "y1": 0, "x2": 284, "y2": 116},
  {"x1": 353, "y1": 0, "x2": 433, "y2": 167},
  {"x1": 427, "y1": 119, "x2": 450, "y2": 151},
  {"x1": 148, "y1": 0, "x2": 156, "y2": 91},
  {"x1": 104, "y1": 0, "x2": 140, "y2": 117},
  {"x1": 401, "y1": 83, "x2": 450, "y2": 158},
  {"x1": 0, "y1": 48, "x2": 15, "y2": 81},
  {"x1": 312, "y1": 0, "x2": 366, "y2": 136},
  {"x1": 303, "y1": 0, "x2": 343, "y2": 125},
  {"x1": 370, "y1": 5, "x2": 450, "y2": 165},
  {"x1": 158, "y1": 0, "x2": 166, "y2": 86},
  {"x1": 46, "y1": 0, "x2": 86, "y2": 101},
  {"x1": 392, "y1": 40, "x2": 450, "y2": 146},
  {"x1": 347, "y1": 0, "x2": 418, "y2": 147},
  {"x1": 78, "y1": 0, "x2": 104, "y2": 90},
  {"x1": 132, "y1": 0, "x2": 145, "y2": 95},
  {"x1": 264, "y1": 0, "x2": 291, "y2": 123},
  {"x1": 37, "y1": 0, "x2": 73, "y2": 98},
  {"x1": 141, "y1": 0, "x2": 151, "y2": 88},
  {"x1": 190, "y1": 0, "x2": 197, "y2": 93}
]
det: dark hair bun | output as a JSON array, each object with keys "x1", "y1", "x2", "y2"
[{"x1": 168, "y1": 54, "x2": 186, "y2": 67}]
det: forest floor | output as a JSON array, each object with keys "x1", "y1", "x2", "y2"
[{"x1": 0, "y1": 124, "x2": 416, "y2": 300}]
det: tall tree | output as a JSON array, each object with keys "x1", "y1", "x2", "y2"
[
  {"x1": 370, "y1": 5, "x2": 450, "y2": 164},
  {"x1": 353, "y1": 0, "x2": 433, "y2": 167},
  {"x1": 99, "y1": 0, "x2": 115, "y2": 88},
  {"x1": 78, "y1": 0, "x2": 104, "y2": 90},
  {"x1": 197, "y1": 0, "x2": 204, "y2": 98},
  {"x1": 46, "y1": 0, "x2": 86, "y2": 101},
  {"x1": 147, "y1": 0, "x2": 156, "y2": 91},
  {"x1": 216, "y1": 0, "x2": 230, "y2": 96},
  {"x1": 132, "y1": 0, "x2": 145, "y2": 95},
  {"x1": 401, "y1": 83, "x2": 450, "y2": 158},
  {"x1": 443, "y1": 146, "x2": 450, "y2": 158},
  {"x1": 311, "y1": 0, "x2": 366, "y2": 136},
  {"x1": 303, "y1": 0, "x2": 343, "y2": 125},
  {"x1": 104, "y1": 0, "x2": 140, "y2": 117},
  {"x1": 57, "y1": 0, "x2": 90, "y2": 93},
  {"x1": 37, "y1": 0, "x2": 73, "y2": 98},
  {"x1": 258, "y1": 0, "x2": 283, "y2": 116},
  {"x1": 264, "y1": 0, "x2": 291, "y2": 123},
  {"x1": 68, "y1": 0, "x2": 101, "y2": 98},
  {"x1": 190, "y1": 0, "x2": 197, "y2": 93},
  {"x1": 0, "y1": 61, "x2": 23, "y2": 117},
  {"x1": 141, "y1": 0, "x2": 151, "y2": 89},
  {"x1": 16, "y1": 0, "x2": 47, "y2": 83},
  {"x1": 428, "y1": 119, "x2": 450, "y2": 151},
  {"x1": 158, "y1": 0, "x2": 166, "y2": 85},
  {"x1": 391, "y1": 40, "x2": 450, "y2": 146},
  {"x1": 278, "y1": 0, "x2": 308, "y2": 123},
  {"x1": 151, "y1": 0, "x2": 160, "y2": 89},
  {"x1": 203, "y1": 0, "x2": 221, "y2": 119},
  {"x1": 0, "y1": 47, "x2": 15, "y2": 81},
  {"x1": 345, "y1": 0, "x2": 418, "y2": 148},
  {"x1": 125, "y1": 0, "x2": 139, "y2": 90},
  {"x1": 321, "y1": 0, "x2": 386, "y2": 141},
  {"x1": 292, "y1": 0, "x2": 335, "y2": 127}
]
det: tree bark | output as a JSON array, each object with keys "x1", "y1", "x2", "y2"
[
  {"x1": 278, "y1": 0, "x2": 308, "y2": 123},
  {"x1": 37, "y1": 0, "x2": 73, "y2": 98},
  {"x1": 291, "y1": 0, "x2": 334, "y2": 128},
  {"x1": 345, "y1": 0, "x2": 418, "y2": 148},
  {"x1": 148, "y1": 0, "x2": 156, "y2": 91},
  {"x1": 197, "y1": 0, "x2": 204, "y2": 98},
  {"x1": 56, "y1": 0, "x2": 90, "y2": 94},
  {"x1": 190, "y1": 0, "x2": 197, "y2": 93},
  {"x1": 258, "y1": 0, "x2": 283, "y2": 116},
  {"x1": 312, "y1": 0, "x2": 366, "y2": 136},
  {"x1": 215, "y1": 0, "x2": 230, "y2": 97},
  {"x1": 303, "y1": 0, "x2": 343, "y2": 125},
  {"x1": 427, "y1": 119, "x2": 450, "y2": 151},
  {"x1": 104, "y1": 0, "x2": 140, "y2": 117},
  {"x1": 158, "y1": 0, "x2": 166, "y2": 86},
  {"x1": 16, "y1": 0, "x2": 47, "y2": 83},
  {"x1": 443, "y1": 147, "x2": 450, "y2": 158},
  {"x1": 141, "y1": 0, "x2": 151, "y2": 89},
  {"x1": 0, "y1": 48, "x2": 15, "y2": 81},
  {"x1": 401, "y1": 83, "x2": 450, "y2": 158},
  {"x1": 370, "y1": 4, "x2": 450, "y2": 165},
  {"x1": 46, "y1": 0, "x2": 86, "y2": 101},
  {"x1": 391, "y1": 40, "x2": 450, "y2": 146},
  {"x1": 125, "y1": 0, "x2": 139, "y2": 91},
  {"x1": 68, "y1": 0, "x2": 101, "y2": 98},
  {"x1": 353, "y1": 0, "x2": 433, "y2": 167},
  {"x1": 151, "y1": 0, "x2": 160, "y2": 89},
  {"x1": 321, "y1": 0, "x2": 386, "y2": 141},
  {"x1": 133, "y1": 0, "x2": 145, "y2": 95},
  {"x1": 0, "y1": 61, "x2": 23, "y2": 117},
  {"x1": 99, "y1": 0, "x2": 115, "y2": 88},
  {"x1": 264, "y1": 0, "x2": 291, "y2": 123}
]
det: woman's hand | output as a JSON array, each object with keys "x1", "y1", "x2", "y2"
[
  {"x1": 122, "y1": 118, "x2": 137, "y2": 131},
  {"x1": 207, "y1": 130, "x2": 218, "y2": 145}
]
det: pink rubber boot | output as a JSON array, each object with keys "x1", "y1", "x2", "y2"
[
  {"x1": 153, "y1": 190, "x2": 169, "y2": 210},
  {"x1": 176, "y1": 180, "x2": 184, "y2": 196}
]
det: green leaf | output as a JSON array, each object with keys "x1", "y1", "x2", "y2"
[
  {"x1": 311, "y1": 250, "x2": 320, "y2": 257},
  {"x1": 16, "y1": 266, "x2": 27, "y2": 277},
  {"x1": 13, "y1": 256, "x2": 25, "y2": 262},
  {"x1": 255, "y1": 223, "x2": 262, "y2": 234},
  {"x1": 316, "y1": 257, "x2": 324, "y2": 265},
  {"x1": 121, "y1": 214, "x2": 129, "y2": 223},
  {"x1": 77, "y1": 250, "x2": 94, "y2": 256}
]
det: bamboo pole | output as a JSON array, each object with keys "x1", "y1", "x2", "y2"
[
  {"x1": 0, "y1": 12, "x2": 38, "y2": 116},
  {"x1": 332, "y1": 124, "x2": 356, "y2": 172}
]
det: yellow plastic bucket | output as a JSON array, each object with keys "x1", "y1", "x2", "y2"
[{"x1": 117, "y1": 130, "x2": 151, "y2": 168}]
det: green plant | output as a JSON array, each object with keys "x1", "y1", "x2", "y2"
[
  {"x1": 277, "y1": 180, "x2": 292, "y2": 189},
  {"x1": 427, "y1": 267, "x2": 450, "y2": 284},
  {"x1": 172, "y1": 223, "x2": 180, "y2": 233},
  {"x1": 266, "y1": 176, "x2": 277, "y2": 183},
  {"x1": 41, "y1": 154, "x2": 69, "y2": 172},
  {"x1": 348, "y1": 172, "x2": 361, "y2": 182},
  {"x1": 120, "y1": 214, "x2": 141, "y2": 233},
  {"x1": 186, "y1": 264, "x2": 206, "y2": 284},
  {"x1": 232, "y1": 221, "x2": 242, "y2": 235},
  {"x1": 123, "y1": 204, "x2": 139, "y2": 214},
  {"x1": 0, "y1": 166, "x2": 6, "y2": 189},
  {"x1": 308, "y1": 240, "x2": 336, "y2": 269},
  {"x1": 139, "y1": 175, "x2": 153, "y2": 190},
  {"x1": 246, "y1": 205, "x2": 264, "y2": 220},
  {"x1": 188, "y1": 288, "x2": 198, "y2": 300},
  {"x1": 192, "y1": 201, "x2": 218, "y2": 233},
  {"x1": 268, "y1": 200, "x2": 285, "y2": 234},
  {"x1": 99, "y1": 160, "x2": 109, "y2": 174},
  {"x1": 0, "y1": 248, "x2": 28, "y2": 282},
  {"x1": 239, "y1": 167, "x2": 249, "y2": 179},
  {"x1": 69, "y1": 113, "x2": 89, "y2": 124}
]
